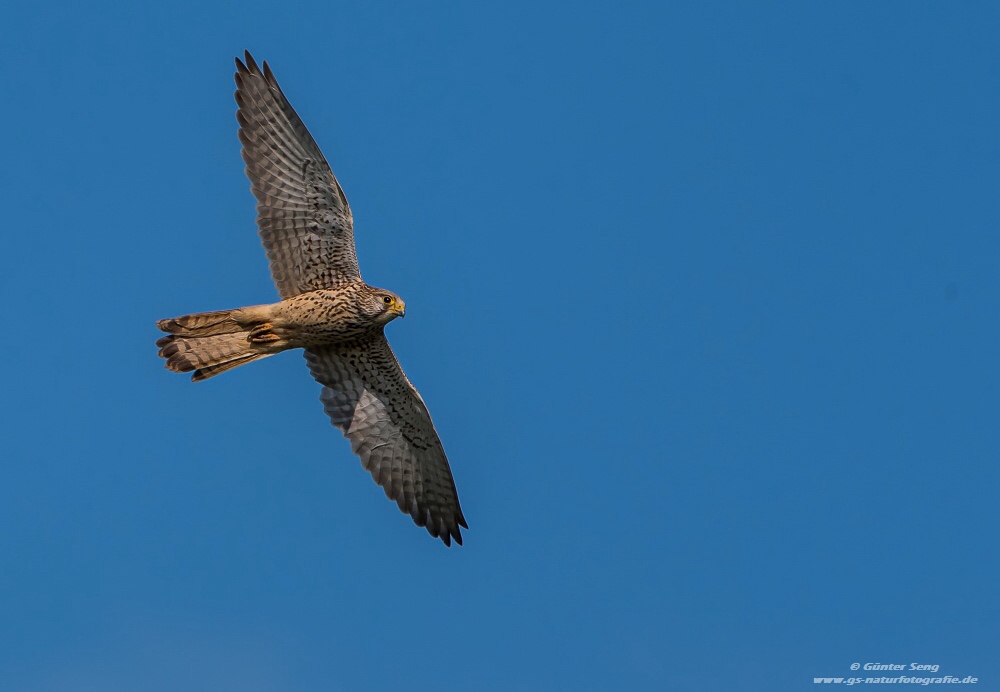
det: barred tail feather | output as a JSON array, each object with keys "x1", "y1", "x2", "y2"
[
  {"x1": 157, "y1": 309, "x2": 244, "y2": 337},
  {"x1": 188, "y1": 352, "x2": 264, "y2": 381},
  {"x1": 156, "y1": 309, "x2": 272, "y2": 381}
]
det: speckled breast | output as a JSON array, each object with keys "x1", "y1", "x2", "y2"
[{"x1": 276, "y1": 286, "x2": 384, "y2": 346}]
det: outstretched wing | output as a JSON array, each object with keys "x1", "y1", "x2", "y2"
[
  {"x1": 235, "y1": 52, "x2": 360, "y2": 298},
  {"x1": 305, "y1": 335, "x2": 467, "y2": 546}
]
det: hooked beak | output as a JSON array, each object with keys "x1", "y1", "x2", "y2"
[{"x1": 392, "y1": 300, "x2": 406, "y2": 318}]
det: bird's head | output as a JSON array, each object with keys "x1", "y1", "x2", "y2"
[{"x1": 365, "y1": 287, "x2": 406, "y2": 325}]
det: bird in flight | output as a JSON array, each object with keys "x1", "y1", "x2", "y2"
[{"x1": 156, "y1": 52, "x2": 467, "y2": 546}]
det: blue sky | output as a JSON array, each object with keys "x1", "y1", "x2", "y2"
[{"x1": 1, "y1": 2, "x2": 997, "y2": 689}]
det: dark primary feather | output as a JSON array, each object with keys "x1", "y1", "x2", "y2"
[
  {"x1": 235, "y1": 51, "x2": 360, "y2": 299},
  {"x1": 305, "y1": 335, "x2": 468, "y2": 546}
]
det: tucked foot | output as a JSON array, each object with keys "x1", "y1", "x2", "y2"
[{"x1": 247, "y1": 323, "x2": 281, "y2": 343}]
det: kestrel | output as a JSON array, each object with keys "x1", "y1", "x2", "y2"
[{"x1": 156, "y1": 52, "x2": 467, "y2": 546}]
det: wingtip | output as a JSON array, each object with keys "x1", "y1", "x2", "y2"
[
  {"x1": 434, "y1": 520, "x2": 465, "y2": 547},
  {"x1": 236, "y1": 51, "x2": 279, "y2": 91},
  {"x1": 235, "y1": 51, "x2": 261, "y2": 75},
  {"x1": 244, "y1": 50, "x2": 261, "y2": 74},
  {"x1": 262, "y1": 59, "x2": 277, "y2": 87}
]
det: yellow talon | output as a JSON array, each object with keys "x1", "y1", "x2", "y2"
[{"x1": 248, "y1": 324, "x2": 280, "y2": 343}]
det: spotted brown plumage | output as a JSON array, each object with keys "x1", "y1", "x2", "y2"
[{"x1": 155, "y1": 52, "x2": 467, "y2": 546}]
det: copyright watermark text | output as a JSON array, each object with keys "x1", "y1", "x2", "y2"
[{"x1": 813, "y1": 662, "x2": 979, "y2": 685}]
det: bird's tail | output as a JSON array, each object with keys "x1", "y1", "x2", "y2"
[{"x1": 156, "y1": 309, "x2": 274, "y2": 381}]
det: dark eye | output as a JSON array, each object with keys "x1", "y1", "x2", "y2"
[{"x1": 382, "y1": 296, "x2": 393, "y2": 304}]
